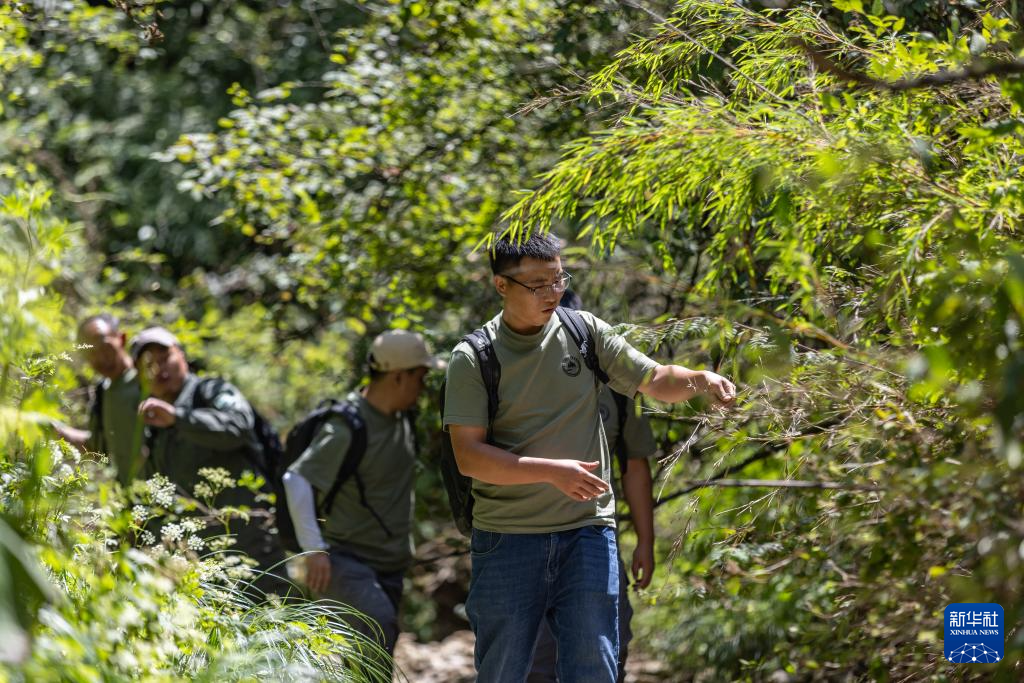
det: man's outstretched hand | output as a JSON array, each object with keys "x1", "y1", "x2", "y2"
[{"x1": 701, "y1": 371, "x2": 736, "y2": 407}]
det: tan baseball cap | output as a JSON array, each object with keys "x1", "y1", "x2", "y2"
[
  {"x1": 368, "y1": 330, "x2": 447, "y2": 372},
  {"x1": 130, "y1": 326, "x2": 181, "y2": 359}
]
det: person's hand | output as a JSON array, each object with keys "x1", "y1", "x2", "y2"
[
  {"x1": 700, "y1": 371, "x2": 736, "y2": 407},
  {"x1": 631, "y1": 540, "x2": 655, "y2": 590},
  {"x1": 546, "y1": 460, "x2": 610, "y2": 502},
  {"x1": 305, "y1": 553, "x2": 331, "y2": 594},
  {"x1": 138, "y1": 398, "x2": 177, "y2": 427}
]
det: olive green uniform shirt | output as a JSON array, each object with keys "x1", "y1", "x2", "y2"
[
  {"x1": 443, "y1": 311, "x2": 659, "y2": 534},
  {"x1": 86, "y1": 368, "x2": 143, "y2": 485},
  {"x1": 288, "y1": 392, "x2": 416, "y2": 574}
]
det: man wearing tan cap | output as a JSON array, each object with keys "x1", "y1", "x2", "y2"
[
  {"x1": 132, "y1": 326, "x2": 289, "y2": 598},
  {"x1": 282, "y1": 329, "x2": 446, "y2": 663}
]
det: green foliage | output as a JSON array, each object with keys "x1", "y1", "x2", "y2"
[{"x1": 162, "y1": 0, "x2": 648, "y2": 338}]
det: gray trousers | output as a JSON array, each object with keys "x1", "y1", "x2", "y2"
[
  {"x1": 527, "y1": 554, "x2": 633, "y2": 683},
  {"x1": 316, "y1": 548, "x2": 405, "y2": 658}
]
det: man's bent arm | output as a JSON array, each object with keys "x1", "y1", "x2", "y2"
[
  {"x1": 449, "y1": 425, "x2": 609, "y2": 500},
  {"x1": 622, "y1": 458, "x2": 656, "y2": 588}
]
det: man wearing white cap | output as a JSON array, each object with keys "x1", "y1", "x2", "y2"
[
  {"x1": 132, "y1": 326, "x2": 289, "y2": 597},
  {"x1": 282, "y1": 329, "x2": 446, "y2": 661}
]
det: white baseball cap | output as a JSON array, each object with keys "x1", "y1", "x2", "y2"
[
  {"x1": 368, "y1": 330, "x2": 447, "y2": 372},
  {"x1": 130, "y1": 326, "x2": 181, "y2": 359}
]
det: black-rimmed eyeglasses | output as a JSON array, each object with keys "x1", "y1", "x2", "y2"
[{"x1": 500, "y1": 271, "x2": 572, "y2": 298}]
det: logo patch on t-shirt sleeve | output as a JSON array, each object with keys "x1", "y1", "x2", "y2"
[{"x1": 561, "y1": 355, "x2": 581, "y2": 377}]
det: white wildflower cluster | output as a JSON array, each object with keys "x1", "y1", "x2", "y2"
[
  {"x1": 169, "y1": 553, "x2": 190, "y2": 573},
  {"x1": 131, "y1": 505, "x2": 150, "y2": 523},
  {"x1": 181, "y1": 518, "x2": 206, "y2": 534},
  {"x1": 193, "y1": 482, "x2": 213, "y2": 499},
  {"x1": 197, "y1": 467, "x2": 235, "y2": 489},
  {"x1": 196, "y1": 559, "x2": 221, "y2": 582},
  {"x1": 140, "y1": 530, "x2": 156, "y2": 546},
  {"x1": 57, "y1": 463, "x2": 76, "y2": 483},
  {"x1": 207, "y1": 536, "x2": 237, "y2": 552},
  {"x1": 160, "y1": 523, "x2": 183, "y2": 543},
  {"x1": 146, "y1": 475, "x2": 176, "y2": 508},
  {"x1": 225, "y1": 562, "x2": 255, "y2": 581},
  {"x1": 187, "y1": 535, "x2": 206, "y2": 551}
]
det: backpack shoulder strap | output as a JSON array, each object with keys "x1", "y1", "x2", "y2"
[
  {"x1": 188, "y1": 376, "x2": 230, "y2": 410},
  {"x1": 556, "y1": 306, "x2": 609, "y2": 384},
  {"x1": 462, "y1": 328, "x2": 500, "y2": 429},
  {"x1": 318, "y1": 400, "x2": 394, "y2": 537},
  {"x1": 319, "y1": 401, "x2": 366, "y2": 511},
  {"x1": 404, "y1": 409, "x2": 420, "y2": 457}
]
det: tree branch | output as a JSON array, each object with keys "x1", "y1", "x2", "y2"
[
  {"x1": 794, "y1": 38, "x2": 1022, "y2": 92},
  {"x1": 654, "y1": 417, "x2": 844, "y2": 508},
  {"x1": 680, "y1": 478, "x2": 882, "y2": 491}
]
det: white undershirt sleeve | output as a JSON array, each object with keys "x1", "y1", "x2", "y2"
[{"x1": 282, "y1": 470, "x2": 329, "y2": 552}]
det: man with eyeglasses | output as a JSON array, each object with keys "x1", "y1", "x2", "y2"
[
  {"x1": 54, "y1": 314, "x2": 144, "y2": 486},
  {"x1": 444, "y1": 232, "x2": 736, "y2": 682}
]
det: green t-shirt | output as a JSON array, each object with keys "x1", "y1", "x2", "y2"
[
  {"x1": 86, "y1": 368, "x2": 143, "y2": 486},
  {"x1": 443, "y1": 311, "x2": 659, "y2": 534},
  {"x1": 599, "y1": 387, "x2": 657, "y2": 464},
  {"x1": 288, "y1": 392, "x2": 416, "y2": 574}
]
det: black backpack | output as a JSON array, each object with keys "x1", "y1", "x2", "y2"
[
  {"x1": 439, "y1": 306, "x2": 623, "y2": 536},
  {"x1": 281, "y1": 398, "x2": 405, "y2": 551}
]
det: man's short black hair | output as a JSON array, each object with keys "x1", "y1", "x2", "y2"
[
  {"x1": 489, "y1": 231, "x2": 561, "y2": 275},
  {"x1": 78, "y1": 313, "x2": 120, "y2": 337}
]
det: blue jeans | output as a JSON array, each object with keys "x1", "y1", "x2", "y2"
[
  {"x1": 466, "y1": 525, "x2": 620, "y2": 683},
  {"x1": 527, "y1": 553, "x2": 633, "y2": 683}
]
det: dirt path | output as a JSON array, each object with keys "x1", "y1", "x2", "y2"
[{"x1": 394, "y1": 630, "x2": 669, "y2": 682}]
